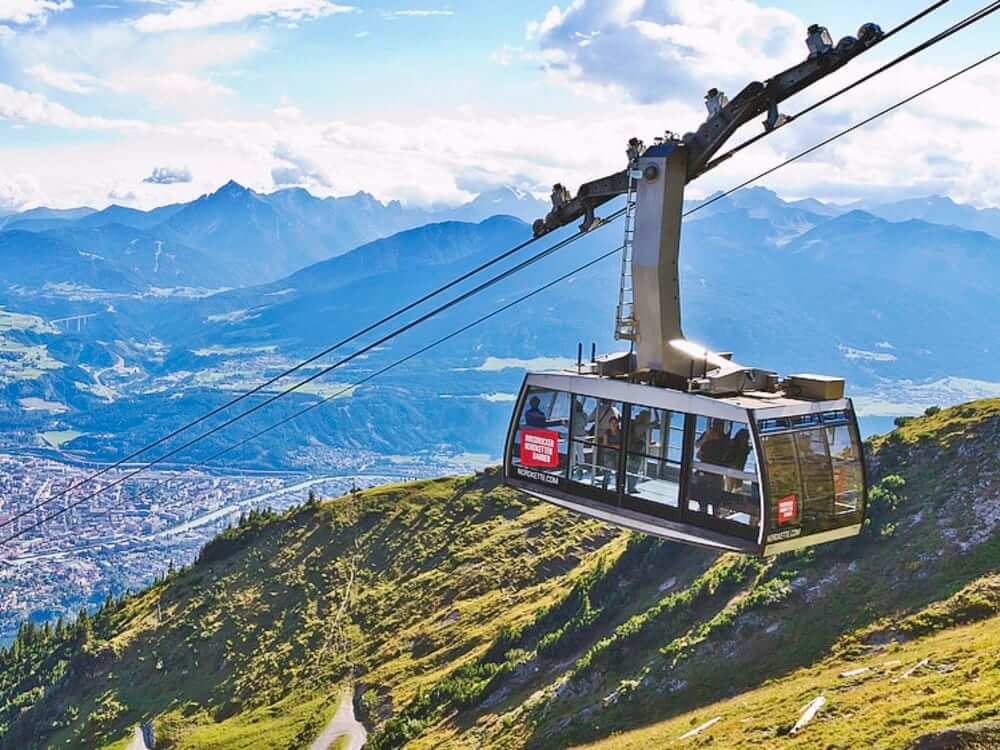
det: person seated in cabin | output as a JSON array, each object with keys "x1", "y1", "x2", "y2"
[
  {"x1": 600, "y1": 415, "x2": 623, "y2": 489},
  {"x1": 524, "y1": 396, "x2": 548, "y2": 427}
]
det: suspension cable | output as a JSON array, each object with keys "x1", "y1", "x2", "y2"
[
  {"x1": 0, "y1": 219, "x2": 623, "y2": 544},
  {"x1": 1, "y1": 245, "x2": 627, "y2": 554},
  {"x1": 688, "y1": 47, "x2": 1000, "y2": 217},
  {"x1": 703, "y1": 0, "x2": 999, "y2": 173},
  {"x1": 0, "y1": 226, "x2": 565, "y2": 529}
]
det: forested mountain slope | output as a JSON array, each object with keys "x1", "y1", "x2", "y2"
[{"x1": 2, "y1": 399, "x2": 998, "y2": 749}]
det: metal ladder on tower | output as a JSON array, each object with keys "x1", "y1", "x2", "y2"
[{"x1": 614, "y1": 172, "x2": 638, "y2": 341}]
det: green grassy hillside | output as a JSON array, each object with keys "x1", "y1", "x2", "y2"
[{"x1": 2, "y1": 399, "x2": 998, "y2": 750}]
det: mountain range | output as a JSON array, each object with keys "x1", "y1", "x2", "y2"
[
  {"x1": 0, "y1": 183, "x2": 997, "y2": 468},
  {"x1": 0, "y1": 184, "x2": 549, "y2": 288}
]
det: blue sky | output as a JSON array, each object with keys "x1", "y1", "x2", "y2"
[{"x1": 1, "y1": 0, "x2": 998, "y2": 211}]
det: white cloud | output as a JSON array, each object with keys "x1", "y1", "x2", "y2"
[
  {"x1": 134, "y1": 0, "x2": 355, "y2": 33},
  {"x1": 0, "y1": 83, "x2": 147, "y2": 130},
  {"x1": 0, "y1": 25, "x2": 15, "y2": 39},
  {"x1": 271, "y1": 143, "x2": 331, "y2": 188},
  {"x1": 27, "y1": 63, "x2": 99, "y2": 94},
  {"x1": 0, "y1": 0, "x2": 73, "y2": 26},
  {"x1": 28, "y1": 62, "x2": 231, "y2": 99},
  {"x1": 0, "y1": 175, "x2": 41, "y2": 212},
  {"x1": 108, "y1": 71, "x2": 234, "y2": 98},
  {"x1": 354, "y1": 30, "x2": 368, "y2": 37},
  {"x1": 143, "y1": 166, "x2": 193, "y2": 184},
  {"x1": 388, "y1": 9, "x2": 454, "y2": 16},
  {"x1": 529, "y1": 0, "x2": 803, "y2": 103},
  {"x1": 7, "y1": 24, "x2": 255, "y2": 113},
  {"x1": 490, "y1": 44, "x2": 524, "y2": 66},
  {"x1": 3, "y1": 0, "x2": 1000, "y2": 215},
  {"x1": 107, "y1": 188, "x2": 137, "y2": 202}
]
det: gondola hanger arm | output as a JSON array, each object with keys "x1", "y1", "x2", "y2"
[{"x1": 531, "y1": 21, "x2": 885, "y2": 238}]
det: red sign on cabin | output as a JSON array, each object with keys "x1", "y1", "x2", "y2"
[
  {"x1": 519, "y1": 429, "x2": 560, "y2": 469},
  {"x1": 777, "y1": 494, "x2": 798, "y2": 525}
]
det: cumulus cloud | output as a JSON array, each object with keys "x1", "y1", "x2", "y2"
[
  {"x1": 271, "y1": 144, "x2": 331, "y2": 188},
  {"x1": 134, "y1": 0, "x2": 355, "y2": 33},
  {"x1": 528, "y1": 0, "x2": 804, "y2": 103},
  {"x1": 27, "y1": 64, "x2": 99, "y2": 94},
  {"x1": 143, "y1": 166, "x2": 193, "y2": 184},
  {"x1": 0, "y1": 0, "x2": 73, "y2": 26},
  {"x1": 0, "y1": 83, "x2": 147, "y2": 129},
  {"x1": 0, "y1": 25, "x2": 14, "y2": 39},
  {"x1": 0, "y1": 176, "x2": 41, "y2": 213}
]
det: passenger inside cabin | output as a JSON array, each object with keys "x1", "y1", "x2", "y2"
[
  {"x1": 724, "y1": 428, "x2": 752, "y2": 492},
  {"x1": 570, "y1": 397, "x2": 590, "y2": 470},
  {"x1": 600, "y1": 415, "x2": 622, "y2": 489},
  {"x1": 626, "y1": 409, "x2": 652, "y2": 493},
  {"x1": 525, "y1": 396, "x2": 548, "y2": 427},
  {"x1": 696, "y1": 420, "x2": 729, "y2": 465}
]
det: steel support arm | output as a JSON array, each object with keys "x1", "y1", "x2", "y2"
[
  {"x1": 532, "y1": 20, "x2": 884, "y2": 237},
  {"x1": 684, "y1": 22, "x2": 885, "y2": 179}
]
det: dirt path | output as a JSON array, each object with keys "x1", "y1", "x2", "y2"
[
  {"x1": 124, "y1": 724, "x2": 153, "y2": 750},
  {"x1": 308, "y1": 687, "x2": 367, "y2": 750}
]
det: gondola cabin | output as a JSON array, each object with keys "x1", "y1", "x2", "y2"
[
  {"x1": 507, "y1": 24, "x2": 885, "y2": 556},
  {"x1": 504, "y1": 373, "x2": 867, "y2": 556}
]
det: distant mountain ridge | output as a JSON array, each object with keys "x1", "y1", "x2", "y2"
[
  {"x1": 0, "y1": 183, "x2": 549, "y2": 288},
  {"x1": 1, "y1": 183, "x2": 998, "y2": 468}
]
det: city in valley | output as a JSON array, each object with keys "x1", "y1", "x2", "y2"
[{"x1": 0, "y1": 451, "x2": 451, "y2": 645}]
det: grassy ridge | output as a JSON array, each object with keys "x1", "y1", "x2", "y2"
[
  {"x1": 1, "y1": 473, "x2": 618, "y2": 749},
  {"x1": 1, "y1": 399, "x2": 998, "y2": 750}
]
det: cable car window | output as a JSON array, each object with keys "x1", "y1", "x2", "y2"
[
  {"x1": 569, "y1": 395, "x2": 623, "y2": 492},
  {"x1": 828, "y1": 424, "x2": 864, "y2": 517},
  {"x1": 794, "y1": 429, "x2": 836, "y2": 527},
  {"x1": 688, "y1": 417, "x2": 760, "y2": 529},
  {"x1": 624, "y1": 406, "x2": 684, "y2": 509},
  {"x1": 511, "y1": 387, "x2": 570, "y2": 479},
  {"x1": 761, "y1": 432, "x2": 802, "y2": 529}
]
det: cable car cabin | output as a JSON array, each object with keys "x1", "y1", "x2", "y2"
[{"x1": 504, "y1": 373, "x2": 868, "y2": 556}]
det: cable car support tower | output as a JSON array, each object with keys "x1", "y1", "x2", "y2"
[{"x1": 535, "y1": 21, "x2": 887, "y2": 399}]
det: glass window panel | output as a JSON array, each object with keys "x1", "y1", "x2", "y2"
[
  {"x1": 511, "y1": 387, "x2": 570, "y2": 478},
  {"x1": 761, "y1": 433, "x2": 801, "y2": 531},
  {"x1": 760, "y1": 416, "x2": 863, "y2": 536},
  {"x1": 688, "y1": 416, "x2": 760, "y2": 529},
  {"x1": 828, "y1": 424, "x2": 864, "y2": 516},
  {"x1": 794, "y1": 429, "x2": 835, "y2": 525},
  {"x1": 625, "y1": 406, "x2": 683, "y2": 510},
  {"x1": 568, "y1": 395, "x2": 622, "y2": 494}
]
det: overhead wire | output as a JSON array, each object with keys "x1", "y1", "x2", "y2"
[
  {"x1": 0, "y1": 219, "x2": 623, "y2": 544},
  {"x1": 687, "y1": 46, "x2": 1000, "y2": 217},
  {"x1": 703, "y1": 0, "x2": 1000, "y2": 173},
  {"x1": 1, "y1": 245, "x2": 627, "y2": 555},
  {"x1": 0, "y1": 227, "x2": 560, "y2": 529}
]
